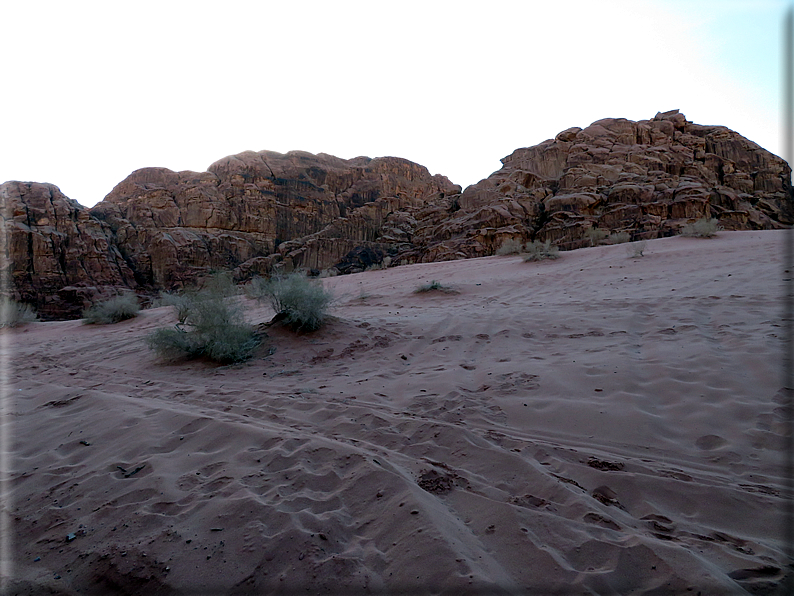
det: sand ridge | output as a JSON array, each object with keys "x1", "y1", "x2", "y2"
[{"x1": 3, "y1": 231, "x2": 789, "y2": 594}]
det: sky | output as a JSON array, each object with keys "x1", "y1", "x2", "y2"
[{"x1": 3, "y1": 0, "x2": 791, "y2": 208}]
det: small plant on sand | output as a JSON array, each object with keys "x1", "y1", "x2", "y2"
[
  {"x1": 522, "y1": 240, "x2": 559, "y2": 262},
  {"x1": 83, "y1": 293, "x2": 140, "y2": 325},
  {"x1": 585, "y1": 227, "x2": 609, "y2": 247},
  {"x1": 496, "y1": 238, "x2": 524, "y2": 256},
  {"x1": 146, "y1": 276, "x2": 259, "y2": 363},
  {"x1": 625, "y1": 240, "x2": 647, "y2": 258},
  {"x1": 0, "y1": 298, "x2": 38, "y2": 327},
  {"x1": 415, "y1": 280, "x2": 443, "y2": 292},
  {"x1": 248, "y1": 272, "x2": 332, "y2": 332},
  {"x1": 608, "y1": 231, "x2": 631, "y2": 244},
  {"x1": 681, "y1": 217, "x2": 721, "y2": 238}
]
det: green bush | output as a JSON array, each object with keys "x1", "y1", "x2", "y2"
[
  {"x1": 496, "y1": 238, "x2": 524, "y2": 256},
  {"x1": 585, "y1": 228, "x2": 609, "y2": 247},
  {"x1": 522, "y1": 240, "x2": 559, "y2": 262},
  {"x1": 0, "y1": 298, "x2": 38, "y2": 327},
  {"x1": 146, "y1": 280, "x2": 259, "y2": 364},
  {"x1": 248, "y1": 273, "x2": 332, "y2": 332},
  {"x1": 681, "y1": 217, "x2": 720, "y2": 238},
  {"x1": 83, "y1": 293, "x2": 140, "y2": 325}
]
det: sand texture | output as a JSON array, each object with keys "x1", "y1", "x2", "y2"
[{"x1": 3, "y1": 231, "x2": 789, "y2": 595}]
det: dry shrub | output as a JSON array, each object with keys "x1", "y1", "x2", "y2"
[
  {"x1": 248, "y1": 273, "x2": 332, "y2": 332},
  {"x1": 83, "y1": 293, "x2": 140, "y2": 325},
  {"x1": 608, "y1": 231, "x2": 631, "y2": 244},
  {"x1": 585, "y1": 228, "x2": 609, "y2": 246},
  {"x1": 626, "y1": 240, "x2": 647, "y2": 258},
  {"x1": 523, "y1": 240, "x2": 559, "y2": 262},
  {"x1": 0, "y1": 298, "x2": 38, "y2": 327},
  {"x1": 496, "y1": 238, "x2": 525, "y2": 256},
  {"x1": 146, "y1": 275, "x2": 258, "y2": 363},
  {"x1": 414, "y1": 280, "x2": 460, "y2": 294},
  {"x1": 681, "y1": 217, "x2": 720, "y2": 238}
]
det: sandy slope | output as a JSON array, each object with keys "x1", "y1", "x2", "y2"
[{"x1": 2, "y1": 231, "x2": 789, "y2": 595}]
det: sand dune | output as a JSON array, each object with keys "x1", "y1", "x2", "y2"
[{"x1": 3, "y1": 231, "x2": 789, "y2": 595}]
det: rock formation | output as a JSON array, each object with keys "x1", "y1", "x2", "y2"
[
  {"x1": 3, "y1": 153, "x2": 458, "y2": 319},
  {"x1": 1, "y1": 182, "x2": 136, "y2": 319},
  {"x1": 395, "y1": 110, "x2": 792, "y2": 263},
  {"x1": 3, "y1": 111, "x2": 791, "y2": 319},
  {"x1": 90, "y1": 151, "x2": 458, "y2": 288}
]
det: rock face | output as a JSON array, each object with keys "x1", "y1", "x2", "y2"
[
  {"x1": 4, "y1": 111, "x2": 792, "y2": 319},
  {"x1": 395, "y1": 110, "x2": 792, "y2": 262},
  {"x1": 89, "y1": 151, "x2": 458, "y2": 290},
  {"x1": 1, "y1": 182, "x2": 136, "y2": 319}
]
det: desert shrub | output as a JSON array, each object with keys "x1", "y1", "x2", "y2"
[
  {"x1": 496, "y1": 238, "x2": 524, "y2": 256},
  {"x1": 585, "y1": 228, "x2": 609, "y2": 246},
  {"x1": 83, "y1": 293, "x2": 140, "y2": 325},
  {"x1": 248, "y1": 273, "x2": 332, "y2": 332},
  {"x1": 146, "y1": 281, "x2": 259, "y2": 363},
  {"x1": 681, "y1": 217, "x2": 720, "y2": 238},
  {"x1": 414, "y1": 280, "x2": 460, "y2": 294},
  {"x1": 625, "y1": 240, "x2": 647, "y2": 258},
  {"x1": 200, "y1": 271, "x2": 239, "y2": 297},
  {"x1": 522, "y1": 240, "x2": 559, "y2": 262},
  {"x1": 608, "y1": 231, "x2": 631, "y2": 244},
  {"x1": 154, "y1": 291, "x2": 192, "y2": 323},
  {"x1": 415, "y1": 280, "x2": 443, "y2": 292},
  {"x1": 0, "y1": 298, "x2": 38, "y2": 327}
]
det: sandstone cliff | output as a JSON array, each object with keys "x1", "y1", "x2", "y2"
[
  {"x1": 394, "y1": 110, "x2": 792, "y2": 263},
  {"x1": 1, "y1": 182, "x2": 136, "y2": 319},
  {"x1": 4, "y1": 111, "x2": 791, "y2": 319},
  {"x1": 89, "y1": 151, "x2": 458, "y2": 288}
]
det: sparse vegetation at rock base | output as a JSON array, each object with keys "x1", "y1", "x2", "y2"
[
  {"x1": 83, "y1": 294, "x2": 140, "y2": 325},
  {"x1": 523, "y1": 240, "x2": 560, "y2": 262},
  {"x1": 0, "y1": 298, "x2": 38, "y2": 327},
  {"x1": 681, "y1": 217, "x2": 721, "y2": 238}
]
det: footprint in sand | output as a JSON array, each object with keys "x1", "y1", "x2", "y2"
[
  {"x1": 695, "y1": 435, "x2": 728, "y2": 450},
  {"x1": 583, "y1": 512, "x2": 620, "y2": 530}
]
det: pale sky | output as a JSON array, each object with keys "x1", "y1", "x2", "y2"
[{"x1": 3, "y1": 0, "x2": 790, "y2": 208}]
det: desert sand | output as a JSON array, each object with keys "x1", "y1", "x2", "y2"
[{"x1": 2, "y1": 231, "x2": 789, "y2": 595}]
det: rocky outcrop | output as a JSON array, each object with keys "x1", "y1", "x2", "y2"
[
  {"x1": 394, "y1": 110, "x2": 792, "y2": 263},
  {"x1": 89, "y1": 151, "x2": 458, "y2": 288},
  {"x1": 1, "y1": 182, "x2": 136, "y2": 319},
  {"x1": 4, "y1": 111, "x2": 791, "y2": 319}
]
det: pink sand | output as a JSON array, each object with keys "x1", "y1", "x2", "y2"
[{"x1": 3, "y1": 230, "x2": 788, "y2": 594}]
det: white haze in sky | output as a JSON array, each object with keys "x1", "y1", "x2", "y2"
[{"x1": 3, "y1": 0, "x2": 790, "y2": 207}]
